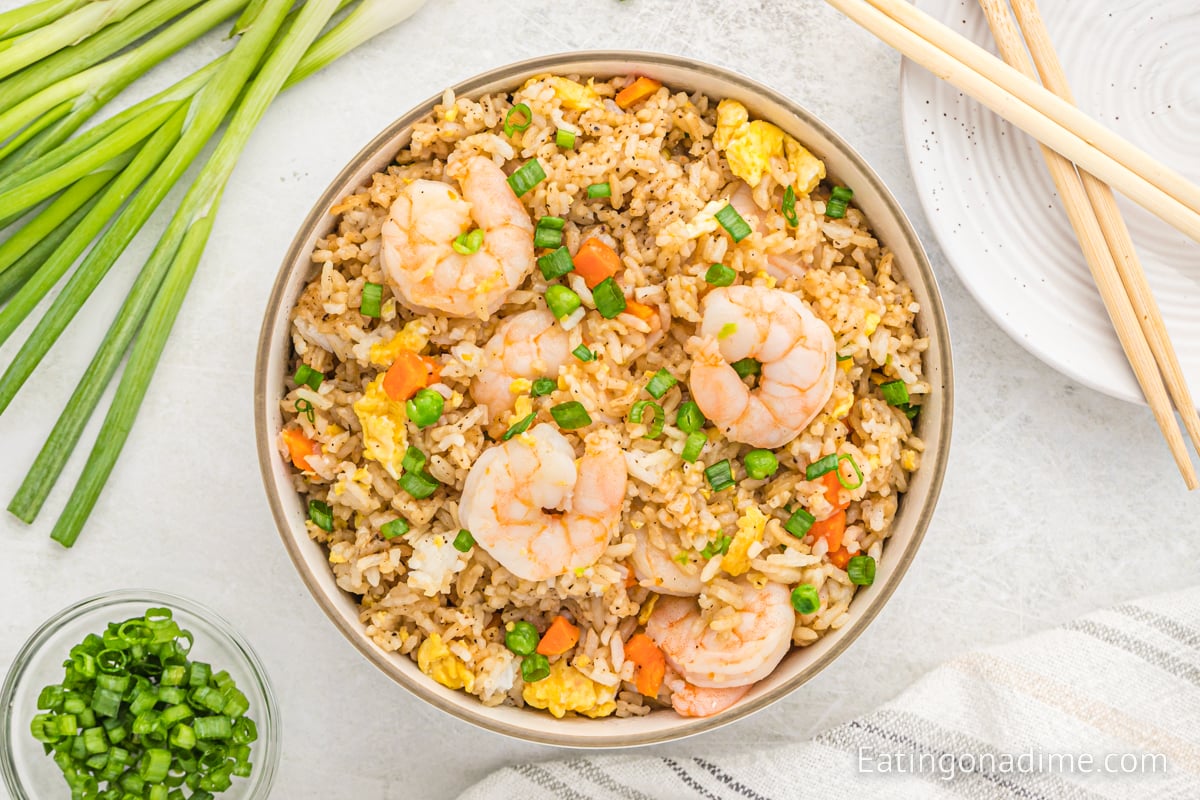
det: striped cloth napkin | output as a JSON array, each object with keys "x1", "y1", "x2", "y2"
[{"x1": 458, "y1": 587, "x2": 1200, "y2": 799}]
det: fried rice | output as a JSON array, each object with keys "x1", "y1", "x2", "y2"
[{"x1": 278, "y1": 73, "x2": 929, "y2": 719}]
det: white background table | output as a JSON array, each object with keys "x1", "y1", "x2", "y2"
[{"x1": 2, "y1": 1, "x2": 1197, "y2": 797}]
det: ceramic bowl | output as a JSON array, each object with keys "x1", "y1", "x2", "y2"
[{"x1": 254, "y1": 51, "x2": 953, "y2": 747}]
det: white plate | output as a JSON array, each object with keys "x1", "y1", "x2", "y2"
[{"x1": 900, "y1": 0, "x2": 1200, "y2": 405}]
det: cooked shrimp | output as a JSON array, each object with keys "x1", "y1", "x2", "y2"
[
  {"x1": 459, "y1": 424, "x2": 627, "y2": 582},
  {"x1": 630, "y1": 529, "x2": 703, "y2": 596},
  {"x1": 471, "y1": 309, "x2": 569, "y2": 422},
  {"x1": 646, "y1": 579, "x2": 793, "y2": 688},
  {"x1": 686, "y1": 285, "x2": 834, "y2": 449},
  {"x1": 381, "y1": 155, "x2": 535, "y2": 318},
  {"x1": 664, "y1": 671, "x2": 751, "y2": 718},
  {"x1": 729, "y1": 181, "x2": 806, "y2": 279}
]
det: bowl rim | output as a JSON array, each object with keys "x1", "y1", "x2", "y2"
[
  {"x1": 0, "y1": 589, "x2": 280, "y2": 798},
  {"x1": 254, "y1": 49, "x2": 954, "y2": 747}
]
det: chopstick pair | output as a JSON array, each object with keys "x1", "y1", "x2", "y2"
[{"x1": 827, "y1": 0, "x2": 1200, "y2": 489}]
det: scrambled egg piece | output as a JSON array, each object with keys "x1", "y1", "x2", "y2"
[
  {"x1": 901, "y1": 449, "x2": 919, "y2": 471},
  {"x1": 417, "y1": 633, "x2": 474, "y2": 692},
  {"x1": 831, "y1": 392, "x2": 854, "y2": 421},
  {"x1": 637, "y1": 594, "x2": 659, "y2": 625},
  {"x1": 522, "y1": 659, "x2": 616, "y2": 718},
  {"x1": 369, "y1": 320, "x2": 430, "y2": 365},
  {"x1": 715, "y1": 100, "x2": 826, "y2": 193},
  {"x1": 352, "y1": 375, "x2": 408, "y2": 479},
  {"x1": 509, "y1": 378, "x2": 532, "y2": 395},
  {"x1": 722, "y1": 506, "x2": 767, "y2": 577},
  {"x1": 785, "y1": 137, "x2": 826, "y2": 194},
  {"x1": 863, "y1": 312, "x2": 881, "y2": 337},
  {"x1": 546, "y1": 76, "x2": 601, "y2": 110}
]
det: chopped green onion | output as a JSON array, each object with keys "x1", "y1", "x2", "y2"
[
  {"x1": 398, "y1": 470, "x2": 439, "y2": 500},
  {"x1": 534, "y1": 225, "x2": 562, "y2": 249},
  {"x1": 846, "y1": 555, "x2": 875, "y2": 585},
  {"x1": 830, "y1": 185, "x2": 854, "y2": 203},
  {"x1": 545, "y1": 284, "x2": 582, "y2": 319},
  {"x1": 791, "y1": 584, "x2": 820, "y2": 614},
  {"x1": 307, "y1": 500, "x2": 333, "y2": 532},
  {"x1": 825, "y1": 198, "x2": 848, "y2": 219},
  {"x1": 705, "y1": 263, "x2": 736, "y2": 286},
  {"x1": 586, "y1": 182, "x2": 611, "y2": 198},
  {"x1": 903, "y1": 404, "x2": 920, "y2": 420},
  {"x1": 538, "y1": 216, "x2": 566, "y2": 231},
  {"x1": 531, "y1": 378, "x2": 556, "y2": 397},
  {"x1": 805, "y1": 454, "x2": 839, "y2": 481},
  {"x1": 837, "y1": 353, "x2": 853, "y2": 362},
  {"x1": 505, "y1": 621, "x2": 539, "y2": 655},
  {"x1": 537, "y1": 246, "x2": 575, "y2": 280},
  {"x1": 521, "y1": 653, "x2": 550, "y2": 683},
  {"x1": 717, "y1": 322, "x2": 737, "y2": 340},
  {"x1": 681, "y1": 431, "x2": 707, "y2": 463},
  {"x1": 401, "y1": 446, "x2": 426, "y2": 474},
  {"x1": 502, "y1": 413, "x2": 536, "y2": 441},
  {"x1": 836, "y1": 454, "x2": 864, "y2": 490},
  {"x1": 629, "y1": 400, "x2": 664, "y2": 439},
  {"x1": 715, "y1": 203, "x2": 752, "y2": 242},
  {"x1": 453, "y1": 529, "x2": 474, "y2": 552},
  {"x1": 743, "y1": 449, "x2": 779, "y2": 480},
  {"x1": 784, "y1": 508, "x2": 815, "y2": 538},
  {"x1": 28, "y1": 607, "x2": 259, "y2": 791},
  {"x1": 503, "y1": 102, "x2": 533, "y2": 137},
  {"x1": 700, "y1": 535, "x2": 731, "y2": 559},
  {"x1": 360, "y1": 281, "x2": 383, "y2": 317},
  {"x1": 550, "y1": 401, "x2": 591, "y2": 430},
  {"x1": 405, "y1": 388, "x2": 444, "y2": 429},
  {"x1": 294, "y1": 399, "x2": 314, "y2": 424},
  {"x1": 555, "y1": 128, "x2": 577, "y2": 149},
  {"x1": 592, "y1": 277, "x2": 626, "y2": 319},
  {"x1": 572, "y1": 344, "x2": 595, "y2": 362},
  {"x1": 704, "y1": 459, "x2": 735, "y2": 491},
  {"x1": 645, "y1": 369, "x2": 677, "y2": 399},
  {"x1": 380, "y1": 518, "x2": 410, "y2": 540},
  {"x1": 782, "y1": 185, "x2": 799, "y2": 227},
  {"x1": 675, "y1": 401, "x2": 705, "y2": 433},
  {"x1": 507, "y1": 159, "x2": 545, "y2": 196},
  {"x1": 880, "y1": 380, "x2": 910, "y2": 406},
  {"x1": 731, "y1": 358, "x2": 761, "y2": 378},
  {"x1": 452, "y1": 228, "x2": 484, "y2": 255},
  {"x1": 293, "y1": 364, "x2": 323, "y2": 392}
]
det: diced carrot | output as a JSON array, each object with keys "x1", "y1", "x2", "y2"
[
  {"x1": 281, "y1": 428, "x2": 318, "y2": 471},
  {"x1": 624, "y1": 633, "x2": 666, "y2": 697},
  {"x1": 828, "y1": 546, "x2": 852, "y2": 570},
  {"x1": 573, "y1": 237, "x2": 621, "y2": 289},
  {"x1": 383, "y1": 349, "x2": 430, "y2": 401},
  {"x1": 536, "y1": 615, "x2": 580, "y2": 656},
  {"x1": 821, "y1": 472, "x2": 849, "y2": 512},
  {"x1": 615, "y1": 76, "x2": 662, "y2": 110},
  {"x1": 810, "y1": 509, "x2": 846, "y2": 553},
  {"x1": 421, "y1": 355, "x2": 442, "y2": 384},
  {"x1": 624, "y1": 562, "x2": 639, "y2": 588},
  {"x1": 623, "y1": 299, "x2": 656, "y2": 322}
]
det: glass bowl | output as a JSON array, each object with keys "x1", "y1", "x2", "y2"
[{"x1": 1, "y1": 590, "x2": 279, "y2": 799}]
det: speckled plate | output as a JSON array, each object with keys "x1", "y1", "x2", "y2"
[{"x1": 900, "y1": 0, "x2": 1200, "y2": 405}]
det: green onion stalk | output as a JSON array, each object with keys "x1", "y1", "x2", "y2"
[
  {"x1": 0, "y1": 0, "x2": 245, "y2": 183},
  {"x1": 2, "y1": 0, "x2": 428, "y2": 543},
  {"x1": 0, "y1": 0, "x2": 157, "y2": 80},
  {"x1": 0, "y1": 1, "x2": 93, "y2": 41}
]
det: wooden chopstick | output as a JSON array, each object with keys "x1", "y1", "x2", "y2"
[
  {"x1": 1005, "y1": 0, "x2": 1200, "y2": 466},
  {"x1": 824, "y1": 0, "x2": 1200, "y2": 244},
  {"x1": 972, "y1": 0, "x2": 1196, "y2": 489}
]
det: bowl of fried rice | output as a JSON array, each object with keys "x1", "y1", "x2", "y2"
[{"x1": 255, "y1": 52, "x2": 953, "y2": 746}]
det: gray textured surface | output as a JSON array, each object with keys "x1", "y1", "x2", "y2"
[{"x1": 1, "y1": 1, "x2": 1197, "y2": 798}]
